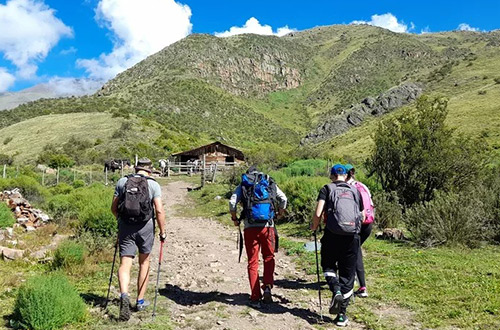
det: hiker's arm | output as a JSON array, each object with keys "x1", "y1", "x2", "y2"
[
  {"x1": 229, "y1": 185, "x2": 242, "y2": 226},
  {"x1": 153, "y1": 197, "x2": 166, "y2": 235},
  {"x1": 111, "y1": 196, "x2": 119, "y2": 218},
  {"x1": 311, "y1": 199, "x2": 325, "y2": 231},
  {"x1": 276, "y1": 186, "x2": 287, "y2": 218}
]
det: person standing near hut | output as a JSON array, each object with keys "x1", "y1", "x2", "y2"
[{"x1": 229, "y1": 166, "x2": 287, "y2": 307}]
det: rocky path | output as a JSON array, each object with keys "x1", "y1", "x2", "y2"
[{"x1": 148, "y1": 181, "x2": 366, "y2": 330}]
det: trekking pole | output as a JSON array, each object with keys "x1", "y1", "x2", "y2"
[
  {"x1": 152, "y1": 239, "x2": 165, "y2": 320},
  {"x1": 104, "y1": 240, "x2": 118, "y2": 310},
  {"x1": 238, "y1": 221, "x2": 243, "y2": 263},
  {"x1": 313, "y1": 230, "x2": 323, "y2": 322}
]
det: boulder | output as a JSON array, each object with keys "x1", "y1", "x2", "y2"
[
  {"x1": 2, "y1": 247, "x2": 24, "y2": 260},
  {"x1": 375, "y1": 228, "x2": 406, "y2": 241}
]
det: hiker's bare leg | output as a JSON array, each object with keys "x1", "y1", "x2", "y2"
[
  {"x1": 118, "y1": 256, "x2": 134, "y2": 294},
  {"x1": 137, "y1": 253, "x2": 151, "y2": 300}
]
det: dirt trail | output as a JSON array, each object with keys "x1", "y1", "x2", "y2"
[{"x1": 148, "y1": 181, "x2": 366, "y2": 330}]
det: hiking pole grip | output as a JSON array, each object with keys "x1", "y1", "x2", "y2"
[
  {"x1": 104, "y1": 241, "x2": 118, "y2": 310},
  {"x1": 313, "y1": 230, "x2": 323, "y2": 322},
  {"x1": 152, "y1": 240, "x2": 164, "y2": 320}
]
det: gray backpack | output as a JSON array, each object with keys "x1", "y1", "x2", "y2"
[{"x1": 325, "y1": 182, "x2": 362, "y2": 235}]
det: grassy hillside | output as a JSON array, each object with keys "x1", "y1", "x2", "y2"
[{"x1": 0, "y1": 25, "x2": 499, "y2": 164}]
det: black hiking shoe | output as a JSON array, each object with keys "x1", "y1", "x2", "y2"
[
  {"x1": 248, "y1": 299, "x2": 262, "y2": 309},
  {"x1": 329, "y1": 291, "x2": 343, "y2": 315},
  {"x1": 334, "y1": 313, "x2": 349, "y2": 327},
  {"x1": 119, "y1": 294, "x2": 131, "y2": 321},
  {"x1": 263, "y1": 286, "x2": 273, "y2": 304}
]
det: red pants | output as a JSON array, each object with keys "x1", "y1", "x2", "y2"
[{"x1": 244, "y1": 226, "x2": 275, "y2": 301}]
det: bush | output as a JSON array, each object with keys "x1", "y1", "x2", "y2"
[
  {"x1": 78, "y1": 206, "x2": 116, "y2": 237},
  {"x1": 13, "y1": 274, "x2": 86, "y2": 330},
  {"x1": 47, "y1": 154, "x2": 75, "y2": 169},
  {"x1": 494, "y1": 77, "x2": 500, "y2": 84},
  {"x1": 279, "y1": 176, "x2": 328, "y2": 223},
  {"x1": 0, "y1": 176, "x2": 49, "y2": 204},
  {"x1": 52, "y1": 240, "x2": 86, "y2": 270},
  {"x1": 72, "y1": 179, "x2": 85, "y2": 188},
  {"x1": 369, "y1": 96, "x2": 486, "y2": 207},
  {"x1": 404, "y1": 189, "x2": 493, "y2": 248},
  {"x1": 0, "y1": 153, "x2": 14, "y2": 165},
  {"x1": 0, "y1": 203, "x2": 15, "y2": 228},
  {"x1": 49, "y1": 183, "x2": 73, "y2": 195},
  {"x1": 372, "y1": 191, "x2": 402, "y2": 229}
]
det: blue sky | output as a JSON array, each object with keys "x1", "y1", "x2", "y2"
[{"x1": 1, "y1": 0, "x2": 499, "y2": 92}]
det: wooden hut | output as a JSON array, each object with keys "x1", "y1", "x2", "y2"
[{"x1": 172, "y1": 141, "x2": 245, "y2": 165}]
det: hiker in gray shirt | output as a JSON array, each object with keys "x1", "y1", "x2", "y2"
[{"x1": 111, "y1": 158, "x2": 166, "y2": 321}]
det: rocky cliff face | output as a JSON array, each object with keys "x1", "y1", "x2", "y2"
[{"x1": 301, "y1": 82, "x2": 423, "y2": 144}]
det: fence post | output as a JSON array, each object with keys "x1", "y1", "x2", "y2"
[
  {"x1": 42, "y1": 169, "x2": 45, "y2": 186},
  {"x1": 213, "y1": 163, "x2": 218, "y2": 183},
  {"x1": 56, "y1": 167, "x2": 60, "y2": 185},
  {"x1": 201, "y1": 155, "x2": 206, "y2": 187},
  {"x1": 2, "y1": 164, "x2": 6, "y2": 179},
  {"x1": 73, "y1": 168, "x2": 76, "y2": 182},
  {"x1": 167, "y1": 163, "x2": 170, "y2": 177},
  {"x1": 121, "y1": 161, "x2": 124, "y2": 177},
  {"x1": 16, "y1": 166, "x2": 19, "y2": 178},
  {"x1": 105, "y1": 167, "x2": 108, "y2": 185},
  {"x1": 89, "y1": 169, "x2": 92, "y2": 185}
]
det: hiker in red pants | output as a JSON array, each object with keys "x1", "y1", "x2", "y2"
[{"x1": 229, "y1": 166, "x2": 287, "y2": 308}]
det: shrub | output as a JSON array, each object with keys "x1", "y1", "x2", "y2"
[
  {"x1": 3, "y1": 136, "x2": 13, "y2": 145},
  {"x1": 13, "y1": 274, "x2": 86, "y2": 330},
  {"x1": 78, "y1": 206, "x2": 116, "y2": 237},
  {"x1": 0, "y1": 203, "x2": 15, "y2": 228},
  {"x1": 47, "y1": 154, "x2": 75, "y2": 169},
  {"x1": 372, "y1": 191, "x2": 402, "y2": 229},
  {"x1": 369, "y1": 96, "x2": 486, "y2": 207},
  {"x1": 49, "y1": 183, "x2": 73, "y2": 195},
  {"x1": 404, "y1": 189, "x2": 493, "y2": 248},
  {"x1": 0, "y1": 153, "x2": 14, "y2": 165},
  {"x1": 279, "y1": 176, "x2": 328, "y2": 223},
  {"x1": 52, "y1": 240, "x2": 86, "y2": 270},
  {"x1": 0, "y1": 176, "x2": 49, "y2": 204},
  {"x1": 72, "y1": 179, "x2": 85, "y2": 188},
  {"x1": 494, "y1": 77, "x2": 500, "y2": 84}
]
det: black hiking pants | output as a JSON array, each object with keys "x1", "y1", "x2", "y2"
[
  {"x1": 356, "y1": 222, "x2": 373, "y2": 288},
  {"x1": 320, "y1": 229, "x2": 359, "y2": 313}
]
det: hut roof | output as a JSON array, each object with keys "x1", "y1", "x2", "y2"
[{"x1": 172, "y1": 141, "x2": 245, "y2": 160}]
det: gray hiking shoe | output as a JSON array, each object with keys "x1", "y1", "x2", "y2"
[
  {"x1": 136, "y1": 299, "x2": 151, "y2": 312},
  {"x1": 263, "y1": 286, "x2": 273, "y2": 304},
  {"x1": 329, "y1": 291, "x2": 343, "y2": 315},
  {"x1": 119, "y1": 294, "x2": 131, "y2": 321}
]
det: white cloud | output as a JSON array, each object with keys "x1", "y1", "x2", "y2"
[
  {"x1": 458, "y1": 23, "x2": 479, "y2": 32},
  {"x1": 0, "y1": 0, "x2": 73, "y2": 80},
  {"x1": 46, "y1": 77, "x2": 104, "y2": 96},
  {"x1": 420, "y1": 26, "x2": 431, "y2": 34},
  {"x1": 351, "y1": 13, "x2": 410, "y2": 33},
  {"x1": 0, "y1": 67, "x2": 16, "y2": 92},
  {"x1": 215, "y1": 17, "x2": 296, "y2": 38},
  {"x1": 60, "y1": 46, "x2": 77, "y2": 55},
  {"x1": 77, "y1": 0, "x2": 192, "y2": 80}
]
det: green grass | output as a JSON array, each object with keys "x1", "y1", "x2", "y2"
[{"x1": 0, "y1": 202, "x2": 15, "y2": 228}]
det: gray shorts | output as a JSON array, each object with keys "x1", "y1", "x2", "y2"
[{"x1": 118, "y1": 219, "x2": 154, "y2": 257}]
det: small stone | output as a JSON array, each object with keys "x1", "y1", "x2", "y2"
[
  {"x1": 214, "y1": 195, "x2": 222, "y2": 200},
  {"x1": 217, "y1": 320, "x2": 224, "y2": 325},
  {"x1": 195, "y1": 316, "x2": 201, "y2": 321},
  {"x1": 25, "y1": 226, "x2": 36, "y2": 232},
  {"x1": 17, "y1": 217, "x2": 29, "y2": 224}
]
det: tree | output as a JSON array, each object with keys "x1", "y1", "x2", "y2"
[{"x1": 368, "y1": 96, "x2": 486, "y2": 207}]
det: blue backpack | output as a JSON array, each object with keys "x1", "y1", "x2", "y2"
[{"x1": 241, "y1": 171, "x2": 277, "y2": 223}]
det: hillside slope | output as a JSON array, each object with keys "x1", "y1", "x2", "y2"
[{"x1": 0, "y1": 25, "x2": 499, "y2": 163}]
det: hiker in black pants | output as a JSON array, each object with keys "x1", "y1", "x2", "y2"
[{"x1": 311, "y1": 164, "x2": 364, "y2": 327}]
